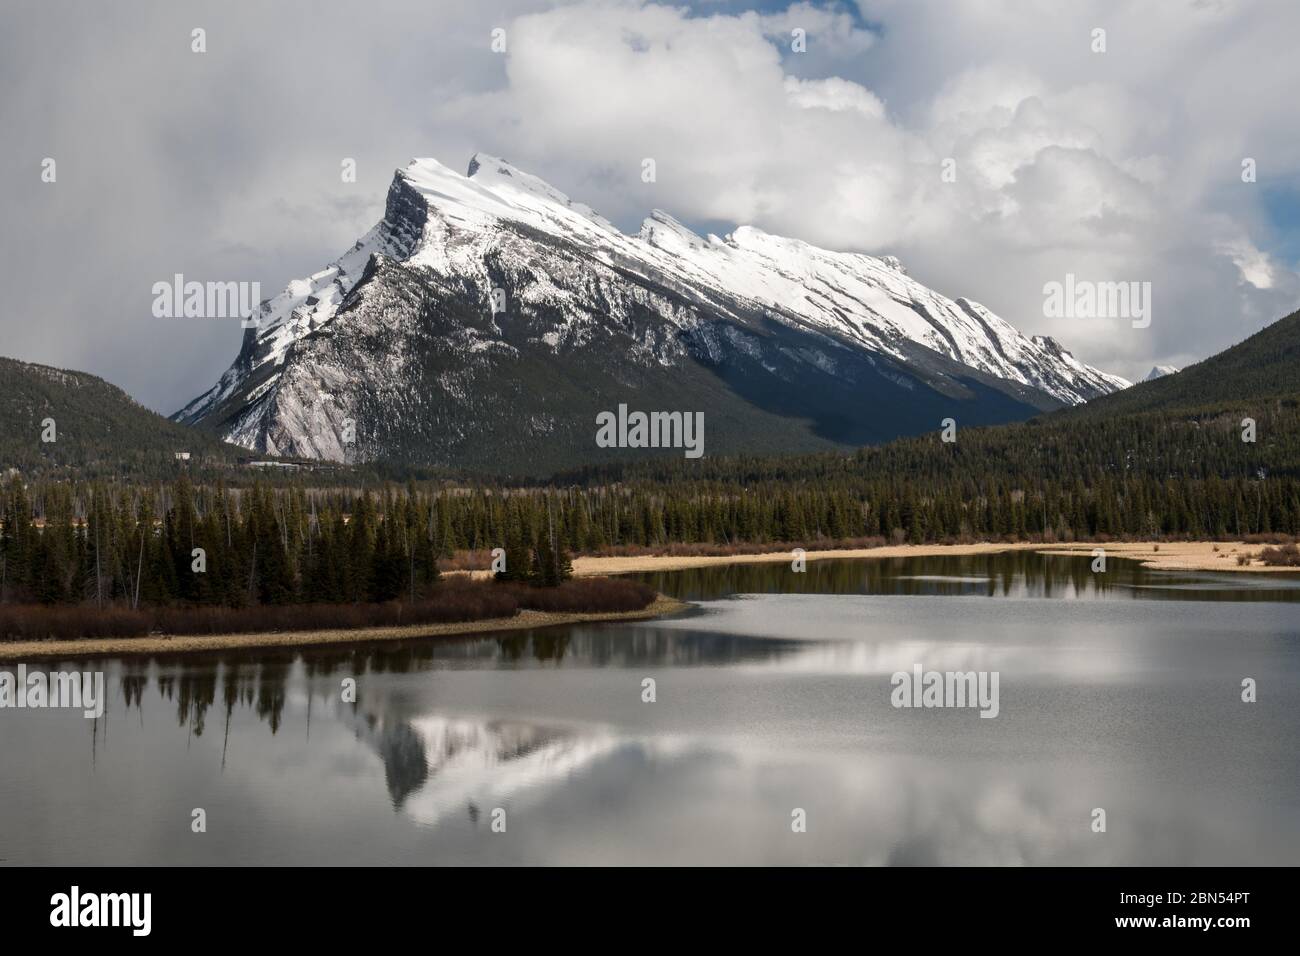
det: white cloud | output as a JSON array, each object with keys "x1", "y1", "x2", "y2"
[
  {"x1": 1218, "y1": 236, "x2": 1276, "y2": 290},
  {"x1": 436, "y1": 0, "x2": 1300, "y2": 383},
  {"x1": 3, "y1": 0, "x2": 1297, "y2": 407},
  {"x1": 784, "y1": 76, "x2": 885, "y2": 117}
]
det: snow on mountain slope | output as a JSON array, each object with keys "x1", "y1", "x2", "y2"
[
  {"x1": 175, "y1": 153, "x2": 1128, "y2": 467},
  {"x1": 1143, "y1": 365, "x2": 1179, "y2": 382}
]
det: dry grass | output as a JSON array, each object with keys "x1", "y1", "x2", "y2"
[
  {"x1": 439, "y1": 548, "x2": 496, "y2": 571},
  {"x1": 578, "y1": 540, "x2": 1300, "y2": 576},
  {"x1": 443, "y1": 537, "x2": 895, "y2": 570}
]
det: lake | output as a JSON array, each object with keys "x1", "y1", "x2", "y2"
[{"x1": 2, "y1": 551, "x2": 1298, "y2": 865}]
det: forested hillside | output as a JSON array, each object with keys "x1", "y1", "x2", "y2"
[
  {"x1": 537, "y1": 306, "x2": 1300, "y2": 542},
  {"x1": 0, "y1": 357, "x2": 239, "y2": 477},
  {"x1": 565, "y1": 306, "x2": 1300, "y2": 489},
  {"x1": 3, "y1": 308, "x2": 1298, "y2": 616},
  {"x1": 1058, "y1": 308, "x2": 1300, "y2": 420}
]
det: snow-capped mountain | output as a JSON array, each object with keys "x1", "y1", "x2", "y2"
[
  {"x1": 175, "y1": 154, "x2": 1128, "y2": 473},
  {"x1": 1143, "y1": 365, "x2": 1179, "y2": 382}
]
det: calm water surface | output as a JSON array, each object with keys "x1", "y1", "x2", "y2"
[{"x1": 2, "y1": 552, "x2": 1298, "y2": 865}]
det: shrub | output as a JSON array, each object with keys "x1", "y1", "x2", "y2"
[
  {"x1": 497, "y1": 577, "x2": 657, "y2": 614},
  {"x1": 0, "y1": 605, "x2": 151, "y2": 641},
  {"x1": 1258, "y1": 543, "x2": 1300, "y2": 567},
  {"x1": 0, "y1": 576, "x2": 656, "y2": 642}
]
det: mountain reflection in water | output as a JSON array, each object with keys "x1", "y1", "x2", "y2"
[{"x1": 2, "y1": 553, "x2": 1297, "y2": 865}]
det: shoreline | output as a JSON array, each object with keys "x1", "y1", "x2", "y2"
[
  {"x1": 2, "y1": 539, "x2": 1291, "y2": 660},
  {"x1": 0, "y1": 595, "x2": 688, "y2": 662},
  {"x1": 569, "y1": 540, "x2": 1299, "y2": 576}
]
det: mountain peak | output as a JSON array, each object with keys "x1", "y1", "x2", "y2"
[
  {"x1": 176, "y1": 152, "x2": 1131, "y2": 463},
  {"x1": 1143, "y1": 364, "x2": 1179, "y2": 382},
  {"x1": 639, "y1": 210, "x2": 705, "y2": 251},
  {"x1": 464, "y1": 152, "x2": 582, "y2": 210},
  {"x1": 466, "y1": 151, "x2": 521, "y2": 180},
  {"x1": 397, "y1": 152, "x2": 619, "y2": 236},
  {"x1": 398, "y1": 155, "x2": 463, "y2": 184},
  {"x1": 1031, "y1": 334, "x2": 1069, "y2": 356}
]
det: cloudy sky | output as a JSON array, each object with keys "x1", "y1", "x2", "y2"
[{"x1": 3, "y1": 0, "x2": 1298, "y2": 412}]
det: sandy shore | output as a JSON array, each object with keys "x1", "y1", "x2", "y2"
[
  {"x1": 1033, "y1": 541, "x2": 1300, "y2": 573},
  {"x1": 0, "y1": 595, "x2": 688, "y2": 662},
  {"x1": 569, "y1": 540, "x2": 1299, "y2": 576}
]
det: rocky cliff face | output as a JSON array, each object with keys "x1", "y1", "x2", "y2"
[{"x1": 174, "y1": 154, "x2": 1128, "y2": 475}]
